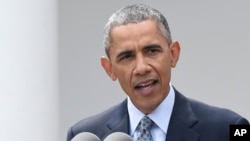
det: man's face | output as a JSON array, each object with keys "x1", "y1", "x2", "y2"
[{"x1": 101, "y1": 20, "x2": 180, "y2": 114}]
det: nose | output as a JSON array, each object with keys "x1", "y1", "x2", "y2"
[{"x1": 133, "y1": 54, "x2": 151, "y2": 75}]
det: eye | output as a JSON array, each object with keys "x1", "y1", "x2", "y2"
[
  {"x1": 120, "y1": 54, "x2": 132, "y2": 60},
  {"x1": 116, "y1": 51, "x2": 134, "y2": 62},
  {"x1": 148, "y1": 48, "x2": 159, "y2": 53}
]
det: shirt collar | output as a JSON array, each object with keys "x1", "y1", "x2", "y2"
[{"x1": 127, "y1": 84, "x2": 175, "y2": 135}]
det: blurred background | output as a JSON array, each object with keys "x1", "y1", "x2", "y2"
[{"x1": 1, "y1": 0, "x2": 249, "y2": 141}]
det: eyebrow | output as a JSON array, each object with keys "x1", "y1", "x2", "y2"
[{"x1": 143, "y1": 44, "x2": 162, "y2": 50}]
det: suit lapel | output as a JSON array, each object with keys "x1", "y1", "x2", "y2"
[
  {"x1": 166, "y1": 89, "x2": 200, "y2": 141},
  {"x1": 103, "y1": 99, "x2": 130, "y2": 140}
]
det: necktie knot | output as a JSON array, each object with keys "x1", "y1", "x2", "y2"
[
  {"x1": 136, "y1": 116, "x2": 154, "y2": 141},
  {"x1": 139, "y1": 116, "x2": 153, "y2": 130}
]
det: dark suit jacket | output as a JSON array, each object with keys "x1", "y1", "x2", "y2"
[{"x1": 67, "y1": 88, "x2": 249, "y2": 141}]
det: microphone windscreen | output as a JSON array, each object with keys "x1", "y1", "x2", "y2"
[
  {"x1": 71, "y1": 132, "x2": 101, "y2": 141},
  {"x1": 103, "y1": 132, "x2": 133, "y2": 141}
]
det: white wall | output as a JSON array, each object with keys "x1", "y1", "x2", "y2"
[{"x1": 0, "y1": 1, "x2": 59, "y2": 141}]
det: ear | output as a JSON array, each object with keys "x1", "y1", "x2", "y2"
[
  {"x1": 170, "y1": 41, "x2": 181, "y2": 68},
  {"x1": 100, "y1": 56, "x2": 117, "y2": 81}
]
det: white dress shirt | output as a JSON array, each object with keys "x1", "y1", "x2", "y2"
[{"x1": 127, "y1": 84, "x2": 175, "y2": 141}]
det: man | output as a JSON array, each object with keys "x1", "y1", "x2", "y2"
[{"x1": 67, "y1": 4, "x2": 249, "y2": 141}]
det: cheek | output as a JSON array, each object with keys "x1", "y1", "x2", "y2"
[
  {"x1": 151, "y1": 57, "x2": 172, "y2": 79},
  {"x1": 115, "y1": 68, "x2": 135, "y2": 96},
  {"x1": 150, "y1": 56, "x2": 171, "y2": 70},
  {"x1": 117, "y1": 76, "x2": 132, "y2": 97},
  {"x1": 115, "y1": 68, "x2": 132, "y2": 86}
]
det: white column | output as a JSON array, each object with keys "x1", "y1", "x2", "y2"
[{"x1": 0, "y1": 0, "x2": 59, "y2": 141}]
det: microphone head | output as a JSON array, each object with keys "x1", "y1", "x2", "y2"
[
  {"x1": 71, "y1": 132, "x2": 101, "y2": 141},
  {"x1": 103, "y1": 132, "x2": 133, "y2": 141}
]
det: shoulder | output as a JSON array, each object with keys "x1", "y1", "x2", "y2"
[
  {"x1": 188, "y1": 97, "x2": 248, "y2": 124},
  {"x1": 71, "y1": 104, "x2": 117, "y2": 133},
  {"x1": 172, "y1": 88, "x2": 249, "y2": 140},
  {"x1": 67, "y1": 100, "x2": 127, "y2": 141},
  {"x1": 173, "y1": 88, "x2": 248, "y2": 125},
  {"x1": 188, "y1": 98, "x2": 249, "y2": 140}
]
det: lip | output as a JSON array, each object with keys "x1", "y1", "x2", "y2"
[{"x1": 134, "y1": 79, "x2": 158, "y2": 96}]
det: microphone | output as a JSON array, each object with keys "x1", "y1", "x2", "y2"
[
  {"x1": 71, "y1": 132, "x2": 101, "y2": 141},
  {"x1": 103, "y1": 132, "x2": 133, "y2": 141}
]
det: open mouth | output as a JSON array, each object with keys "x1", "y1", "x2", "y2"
[{"x1": 134, "y1": 80, "x2": 158, "y2": 90}]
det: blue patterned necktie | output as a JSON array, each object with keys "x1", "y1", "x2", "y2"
[{"x1": 136, "y1": 116, "x2": 154, "y2": 141}]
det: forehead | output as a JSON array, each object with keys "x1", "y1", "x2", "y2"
[{"x1": 109, "y1": 20, "x2": 166, "y2": 49}]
